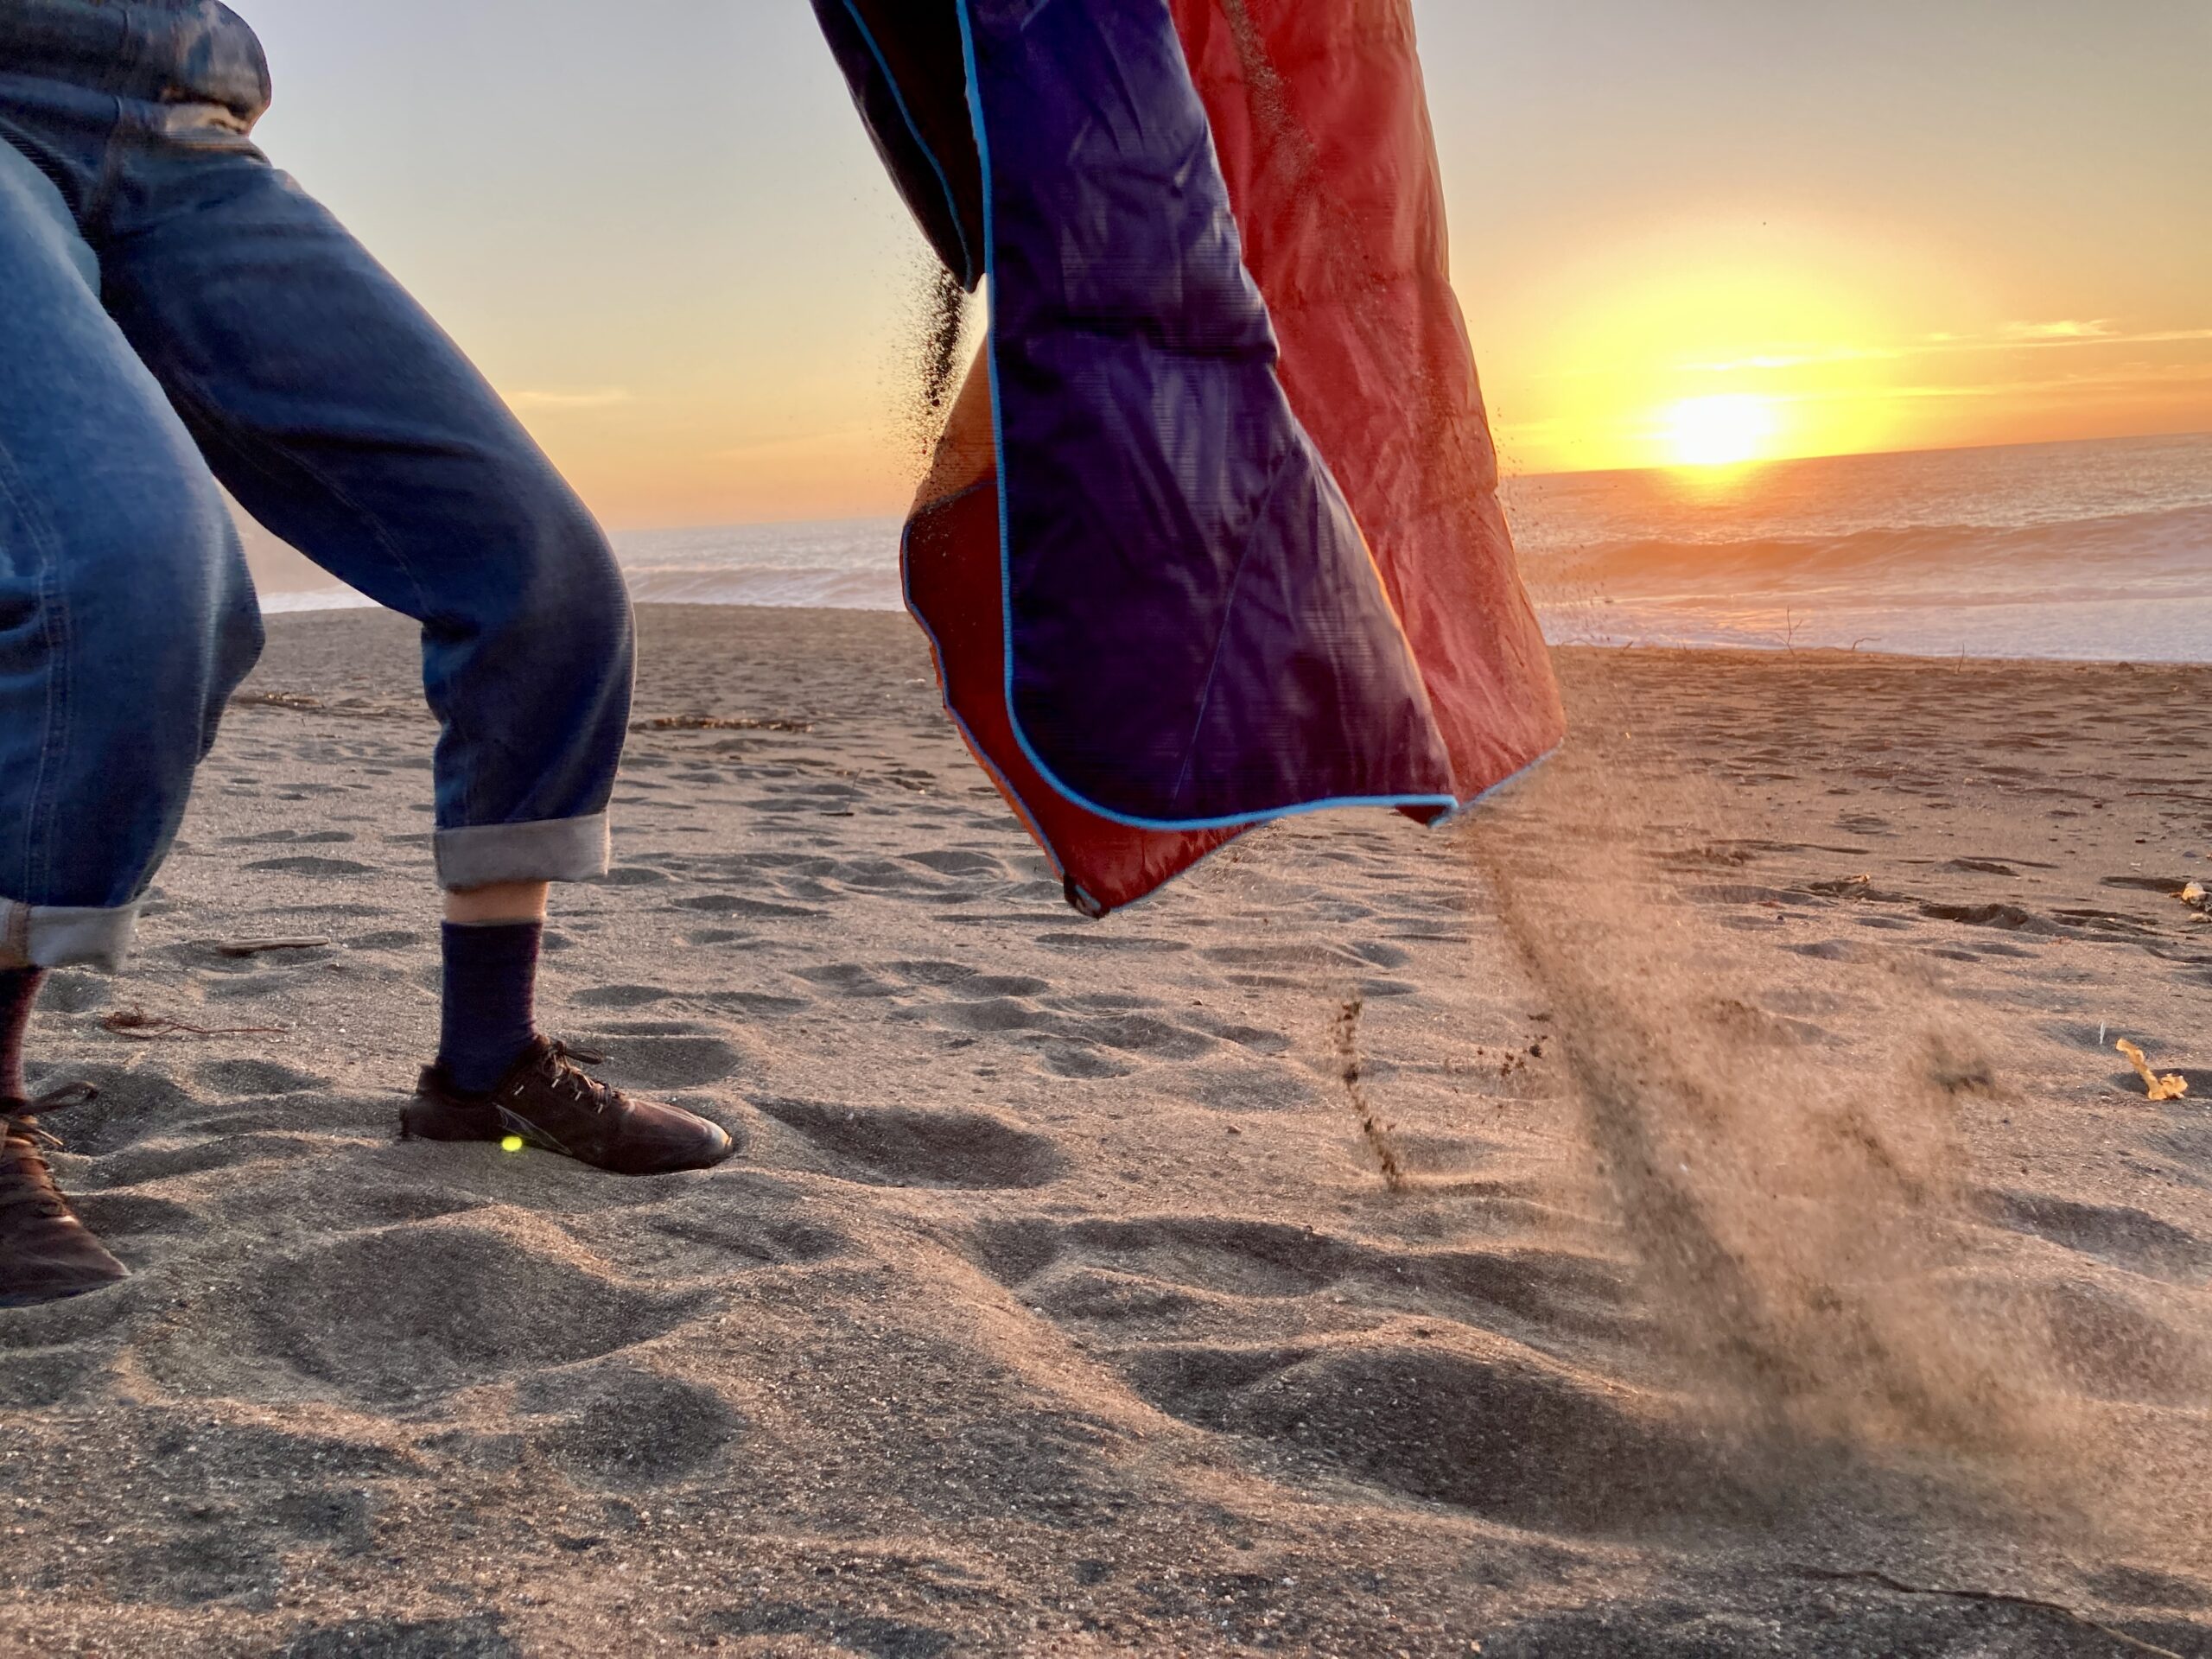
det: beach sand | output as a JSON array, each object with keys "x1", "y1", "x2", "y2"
[{"x1": 2, "y1": 604, "x2": 2207, "y2": 1656}]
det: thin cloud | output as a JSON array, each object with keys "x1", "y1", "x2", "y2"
[
  {"x1": 2002, "y1": 319, "x2": 2115, "y2": 340},
  {"x1": 1694, "y1": 346, "x2": 1907, "y2": 372},
  {"x1": 503, "y1": 387, "x2": 636, "y2": 412},
  {"x1": 1684, "y1": 321, "x2": 2212, "y2": 375},
  {"x1": 1761, "y1": 359, "x2": 2212, "y2": 404}
]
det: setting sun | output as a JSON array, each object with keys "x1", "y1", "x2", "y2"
[{"x1": 1664, "y1": 393, "x2": 1780, "y2": 468}]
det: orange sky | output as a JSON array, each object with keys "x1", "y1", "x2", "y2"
[{"x1": 239, "y1": 0, "x2": 2209, "y2": 525}]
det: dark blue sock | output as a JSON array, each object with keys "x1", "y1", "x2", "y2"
[
  {"x1": 438, "y1": 923, "x2": 542, "y2": 1093},
  {"x1": 0, "y1": 968, "x2": 44, "y2": 1104}
]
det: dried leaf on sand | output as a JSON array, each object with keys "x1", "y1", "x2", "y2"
[{"x1": 2115, "y1": 1038, "x2": 2190, "y2": 1102}]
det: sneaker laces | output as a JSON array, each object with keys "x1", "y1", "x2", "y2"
[
  {"x1": 0, "y1": 1084, "x2": 97, "y2": 1223},
  {"x1": 540, "y1": 1041, "x2": 619, "y2": 1117}
]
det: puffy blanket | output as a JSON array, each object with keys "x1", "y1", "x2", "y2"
[{"x1": 814, "y1": 0, "x2": 1564, "y2": 915}]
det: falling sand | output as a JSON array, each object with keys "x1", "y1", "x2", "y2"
[
  {"x1": 1484, "y1": 763, "x2": 2044, "y2": 1443},
  {"x1": 891, "y1": 255, "x2": 973, "y2": 470},
  {"x1": 1465, "y1": 661, "x2": 2209, "y2": 1585}
]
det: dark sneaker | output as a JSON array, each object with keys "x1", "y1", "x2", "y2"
[
  {"x1": 0, "y1": 1086, "x2": 128, "y2": 1308},
  {"x1": 401, "y1": 1037, "x2": 734, "y2": 1175}
]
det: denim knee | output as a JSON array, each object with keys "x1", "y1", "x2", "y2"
[
  {"x1": 56, "y1": 467, "x2": 260, "y2": 748},
  {"x1": 537, "y1": 499, "x2": 631, "y2": 670},
  {"x1": 417, "y1": 458, "x2": 632, "y2": 846},
  {"x1": 0, "y1": 454, "x2": 259, "y2": 915},
  {"x1": 483, "y1": 469, "x2": 633, "y2": 689}
]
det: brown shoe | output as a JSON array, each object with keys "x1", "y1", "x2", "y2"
[
  {"x1": 401, "y1": 1037, "x2": 734, "y2": 1175},
  {"x1": 0, "y1": 1086, "x2": 128, "y2": 1308}
]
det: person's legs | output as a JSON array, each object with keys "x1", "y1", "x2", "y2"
[
  {"x1": 100, "y1": 160, "x2": 635, "y2": 904},
  {"x1": 105, "y1": 176, "x2": 646, "y2": 1101},
  {"x1": 93, "y1": 69, "x2": 632, "y2": 1092},
  {"x1": 82, "y1": 29, "x2": 723, "y2": 1168},
  {"x1": 0, "y1": 135, "x2": 264, "y2": 972},
  {"x1": 0, "y1": 132, "x2": 257, "y2": 1300}
]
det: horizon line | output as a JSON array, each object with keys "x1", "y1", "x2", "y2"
[{"x1": 596, "y1": 424, "x2": 2212, "y2": 537}]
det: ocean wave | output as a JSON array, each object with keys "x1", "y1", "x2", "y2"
[
  {"x1": 1525, "y1": 502, "x2": 2212, "y2": 597},
  {"x1": 255, "y1": 565, "x2": 908, "y2": 617},
  {"x1": 1543, "y1": 592, "x2": 2212, "y2": 664},
  {"x1": 621, "y1": 564, "x2": 904, "y2": 610},
  {"x1": 257, "y1": 588, "x2": 378, "y2": 615}
]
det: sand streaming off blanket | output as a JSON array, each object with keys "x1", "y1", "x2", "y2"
[
  {"x1": 1482, "y1": 652, "x2": 2212, "y2": 1571},
  {"x1": 1477, "y1": 705, "x2": 2065, "y2": 1473}
]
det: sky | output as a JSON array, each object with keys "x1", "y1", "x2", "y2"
[{"x1": 237, "y1": 0, "x2": 2211, "y2": 529}]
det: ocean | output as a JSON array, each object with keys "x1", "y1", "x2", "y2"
[
  {"x1": 1514, "y1": 431, "x2": 2212, "y2": 664},
  {"x1": 252, "y1": 431, "x2": 2212, "y2": 664}
]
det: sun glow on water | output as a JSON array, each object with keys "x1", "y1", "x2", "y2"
[{"x1": 1664, "y1": 394, "x2": 1781, "y2": 468}]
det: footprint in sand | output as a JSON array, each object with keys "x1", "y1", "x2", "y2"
[
  {"x1": 1049, "y1": 1010, "x2": 1217, "y2": 1062},
  {"x1": 214, "y1": 1154, "x2": 488, "y2": 1233},
  {"x1": 2082, "y1": 1565, "x2": 2212, "y2": 1615},
  {"x1": 1033, "y1": 1045, "x2": 1136, "y2": 1080},
  {"x1": 571, "y1": 984, "x2": 676, "y2": 1010},
  {"x1": 147, "y1": 1416, "x2": 417, "y2": 1481},
  {"x1": 969, "y1": 1211, "x2": 1684, "y2": 1531},
  {"x1": 24, "y1": 1065, "x2": 195, "y2": 1155},
  {"x1": 35, "y1": 969, "x2": 111, "y2": 1013},
  {"x1": 1171, "y1": 1063, "x2": 1323, "y2": 1114},
  {"x1": 1034, "y1": 932, "x2": 1191, "y2": 954},
  {"x1": 577, "y1": 1021, "x2": 747, "y2": 1090},
  {"x1": 243, "y1": 855, "x2": 379, "y2": 877},
  {"x1": 69, "y1": 1417, "x2": 423, "y2": 1609},
  {"x1": 1983, "y1": 1190, "x2": 2212, "y2": 1283},
  {"x1": 80, "y1": 1132, "x2": 326, "y2": 1192},
  {"x1": 2029, "y1": 1276, "x2": 2209, "y2": 1408},
  {"x1": 589, "y1": 865, "x2": 672, "y2": 887},
  {"x1": 869, "y1": 960, "x2": 1286, "y2": 1077},
  {"x1": 703, "y1": 989, "x2": 810, "y2": 1019},
  {"x1": 66, "y1": 1191, "x2": 204, "y2": 1255},
  {"x1": 193, "y1": 1058, "x2": 329, "y2": 1096},
  {"x1": 818, "y1": 856, "x2": 944, "y2": 895},
  {"x1": 1124, "y1": 1338, "x2": 1724, "y2": 1535},
  {"x1": 646, "y1": 1207, "x2": 849, "y2": 1272},
  {"x1": 168, "y1": 938, "x2": 337, "y2": 976},
  {"x1": 143, "y1": 1221, "x2": 706, "y2": 1406},
  {"x1": 673, "y1": 893, "x2": 827, "y2": 920},
  {"x1": 902, "y1": 848, "x2": 1009, "y2": 879},
  {"x1": 979, "y1": 1217, "x2": 1632, "y2": 1344},
  {"x1": 752, "y1": 1096, "x2": 1064, "y2": 1190},
  {"x1": 518, "y1": 1362, "x2": 744, "y2": 1487},
  {"x1": 797, "y1": 963, "x2": 904, "y2": 999},
  {"x1": 2101, "y1": 874, "x2": 2186, "y2": 893},
  {"x1": 2145, "y1": 1114, "x2": 2212, "y2": 1184},
  {"x1": 0, "y1": 1336, "x2": 130, "y2": 1409},
  {"x1": 221, "y1": 830, "x2": 357, "y2": 847}
]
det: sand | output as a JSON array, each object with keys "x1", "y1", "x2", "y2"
[{"x1": 1, "y1": 604, "x2": 2206, "y2": 1657}]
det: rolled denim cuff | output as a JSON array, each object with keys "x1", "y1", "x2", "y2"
[
  {"x1": 0, "y1": 897, "x2": 140, "y2": 971},
  {"x1": 434, "y1": 812, "x2": 611, "y2": 891}
]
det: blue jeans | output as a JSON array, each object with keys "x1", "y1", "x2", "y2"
[{"x1": 0, "y1": 0, "x2": 633, "y2": 969}]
